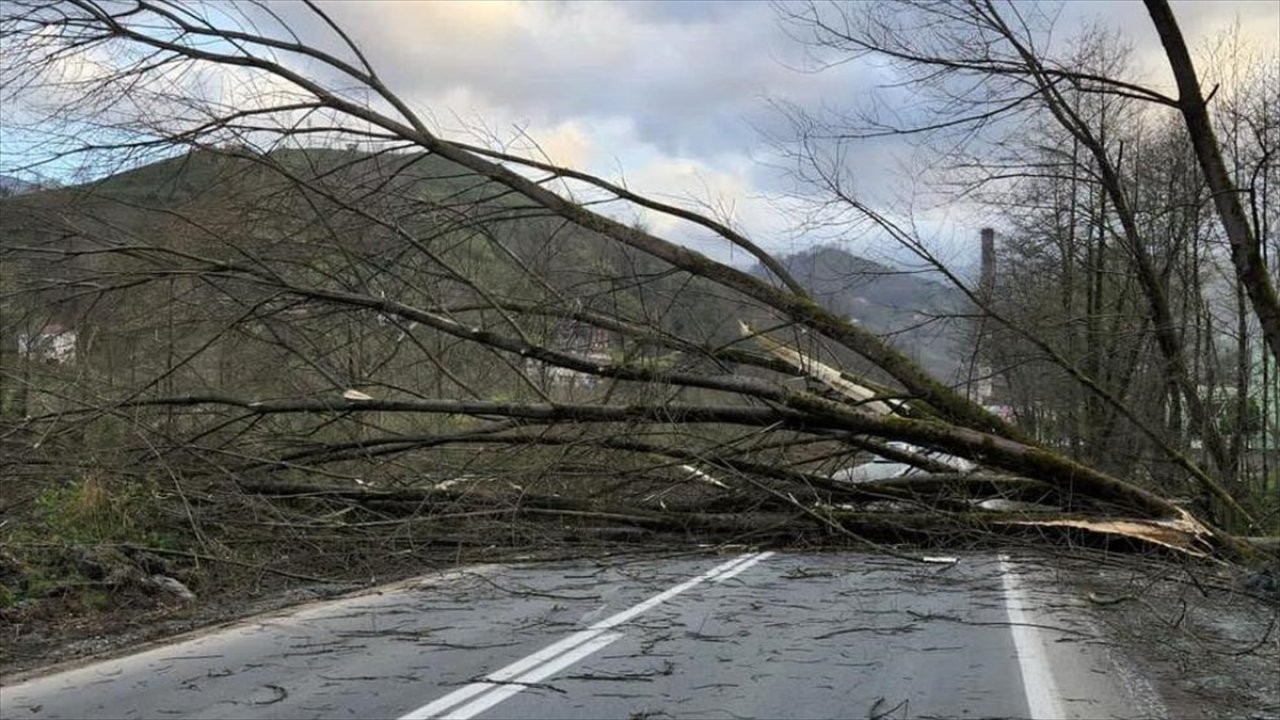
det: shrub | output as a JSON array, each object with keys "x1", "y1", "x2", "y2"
[{"x1": 35, "y1": 474, "x2": 172, "y2": 547}]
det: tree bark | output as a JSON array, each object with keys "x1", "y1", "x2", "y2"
[{"x1": 1145, "y1": 0, "x2": 1280, "y2": 365}]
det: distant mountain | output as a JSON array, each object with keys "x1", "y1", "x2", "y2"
[
  {"x1": 0, "y1": 175, "x2": 41, "y2": 197},
  {"x1": 2, "y1": 151, "x2": 970, "y2": 383},
  {"x1": 751, "y1": 245, "x2": 968, "y2": 380}
]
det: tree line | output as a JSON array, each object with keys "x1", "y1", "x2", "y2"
[{"x1": 0, "y1": 1, "x2": 1276, "y2": 567}]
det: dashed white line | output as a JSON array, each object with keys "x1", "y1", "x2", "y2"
[
  {"x1": 400, "y1": 551, "x2": 771, "y2": 720},
  {"x1": 589, "y1": 552, "x2": 759, "y2": 630},
  {"x1": 399, "y1": 630, "x2": 606, "y2": 720},
  {"x1": 999, "y1": 555, "x2": 1066, "y2": 720},
  {"x1": 440, "y1": 632, "x2": 624, "y2": 720},
  {"x1": 712, "y1": 551, "x2": 775, "y2": 583}
]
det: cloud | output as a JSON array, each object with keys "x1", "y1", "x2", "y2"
[
  {"x1": 1174, "y1": 0, "x2": 1279, "y2": 43},
  {"x1": 533, "y1": 121, "x2": 594, "y2": 169},
  {"x1": 266, "y1": 0, "x2": 878, "y2": 262},
  {"x1": 627, "y1": 157, "x2": 749, "y2": 228},
  {"x1": 1061, "y1": 0, "x2": 1279, "y2": 90},
  {"x1": 309, "y1": 1, "x2": 863, "y2": 158},
  {"x1": 295, "y1": 0, "x2": 1275, "y2": 269},
  {"x1": 10, "y1": 0, "x2": 1274, "y2": 265},
  {"x1": 609, "y1": 152, "x2": 805, "y2": 265}
]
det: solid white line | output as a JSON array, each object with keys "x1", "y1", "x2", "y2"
[
  {"x1": 440, "y1": 632, "x2": 623, "y2": 720},
  {"x1": 399, "y1": 552, "x2": 759, "y2": 720},
  {"x1": 399, "y1": 629, "x2": 604, "y2": 720},
  {"x1": 712, "y1": 551, "x2": 775, "y2": 583},
  {"x1": 400, "y1": 681, "x2": 495, "y2": 720},
  {"x1": 588, "y1": 552, "x2": 760, "y2": 630},
  {"x1": 999, "y1": 555, "x2": 1066, "y2": 720},
  {"x1": 703, "y1": 550, "x2": 760, "y2": 578}
]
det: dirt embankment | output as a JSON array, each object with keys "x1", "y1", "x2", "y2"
[{"x1": 0, "y1": 536, "x2": 671, "y2": 679}]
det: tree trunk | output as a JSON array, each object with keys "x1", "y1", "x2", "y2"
[{"x1": 1145, "y1": 0, "x2": 1280, "y2": 365}]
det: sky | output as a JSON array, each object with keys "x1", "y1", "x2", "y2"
[
  {"x1": 297, "y1": 0, "x2": 1278, "y2": 268},
  {"x1": 5, "y1": 0, "x2": 1278, "y2": 268}
]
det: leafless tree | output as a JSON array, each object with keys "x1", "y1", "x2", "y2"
[
  {"x1": 774, "y1": 0, "x2": 1278, "y2": 531},
  {"x1": 0, "y1": 0, "x2": 1267, "y2": 562}
]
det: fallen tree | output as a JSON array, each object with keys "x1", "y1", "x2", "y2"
[{"x1": 0, "y1": 0, "x2": 1275, "y2": 571}]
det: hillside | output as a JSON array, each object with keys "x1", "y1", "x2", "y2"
[
  {"x1": 0, "y1": 175, "x2": 45, "y2": 197},
  {"x1": 3, "y1": 151, "x2": 972, "y2": 390},
  {"x1": 752, "y1": 246, "x2": 968, "y2": 380},
  {"x1": 0, "y1": 147, "x2": 758, "y2": 408}
]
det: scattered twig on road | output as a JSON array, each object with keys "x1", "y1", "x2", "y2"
[
  {"x1": 252, "y1": 684, "x2": 287, "y2": 705},
  {"x1": 868, "y1": 696, "x2": 909, "y2": 719},
  {"x1": 813, "y1": 624, "x2": 919, "y2": 640},
  {"x1": 1086, "y1": 591, "x2": 1139, "y2": 606},
  {"x1": 1224, "y1": 613, "x2": 1277, "y2": 658},
  {"x1": 455, "y1": 570, "x2": 602, "y2": 601},
  {"x1": 905, "y1": 610, "x2": 1096, "y2": 638}
]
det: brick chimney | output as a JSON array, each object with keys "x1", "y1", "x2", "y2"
[{"x1": 979, "y1": 227, "x2": 996, "y2": 298}]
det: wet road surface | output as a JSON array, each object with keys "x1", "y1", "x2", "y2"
[{"x1": 0, "y1": 551, "x2": 1166, "y2": 719}]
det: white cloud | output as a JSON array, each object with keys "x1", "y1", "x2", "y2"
[
  {"x1": 626, "y1": 157, "x2": 750, "y2": 233},
  {"x1": 9, "y1": 0, "x2": 1275, "y2": 266},
  {"x1": 1061, "y1": 0, "x2": 1279, "y2": 92},
  {"x1": 301, "y1": 0, "x2": 1277, "y2": 269},
  {"x1": 533, "y1": 121, "x2": 594, "y2": 169}
]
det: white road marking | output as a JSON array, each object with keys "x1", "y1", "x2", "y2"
[
  {"x1": 590, "y1": 552, "x2": 762, "y2": 630},
  {"x1": 440, "y1": 632, "x2": 623, "y2": 720},
  {"x1": 400, "y1": 630, "x2": 605, "y2": 720},
  {"x1": 400, "y1": 552, "x2": 769, "y2": 720},
  {"x1": 999, "y1": 555, "x2": 1066, "y2": 720},
  {"x1": 711, "y1": 550, "x2": 775, "y2": 583}
]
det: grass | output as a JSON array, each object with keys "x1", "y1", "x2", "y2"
[
  {"x1": 35, "y1": 474, "x2": 173, "y2": 547},
  {"x1": 0, "y1": 473, "x2": 183, "y2": 610}
]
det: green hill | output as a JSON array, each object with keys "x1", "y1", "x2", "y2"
[{"x1": 751, "y1": 246, "x2": 966, "y2": 380}]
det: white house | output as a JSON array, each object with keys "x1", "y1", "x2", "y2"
[{"x1": 18, "y1": 323, "x2": 76, "y2": 364}]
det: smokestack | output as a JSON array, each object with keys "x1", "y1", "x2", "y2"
[{"x1": 979, "y1": 227, "x2": 996, "y2": 298}]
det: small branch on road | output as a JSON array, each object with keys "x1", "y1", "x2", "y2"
[{"x1": 455, "y1": 571, "x2": 602, "y2": 602}]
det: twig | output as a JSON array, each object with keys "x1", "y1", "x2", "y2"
[
  {"x1": 118, "y1": 544, "x2": 338, "y2": 584},
  {"x1": 454, "y1": 570, "x2": 600, "y2": 601},
  {"x1": 868, "y1": 697, "x2": 909, "y2": 719},
  {"x1": 1226, "y1": 613, "x2": 1277, "y2": 657},
  {"x1": 1086, "y1": 591, "x2": 1138, "y2": 606}
]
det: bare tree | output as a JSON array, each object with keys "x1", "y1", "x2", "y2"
[
  {"x1": 774, "y1": 0, "x2": 1277, "y2": 531},
  {"x1": 1, "y1": 0, "x2": 1265, "y2": 562},
  {"x1": 1145, "y1": 0, "x2": 1280, "y2": 365}
]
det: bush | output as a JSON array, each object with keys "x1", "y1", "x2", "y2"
[{"x1": 35, "y1": 474, "x2": 173, "y2": 547}]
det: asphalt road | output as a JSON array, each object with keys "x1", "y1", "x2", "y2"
[{"x1": 0, "y1": 551, "x2": 1169, "y2": 719}]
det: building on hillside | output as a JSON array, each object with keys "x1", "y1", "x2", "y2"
[
  {"x1": 17, "y1": 322, "x2": 77, "y2": 364},
  {"x1": 525, "y1": 324, "x2": 612, "y2": 389}
]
